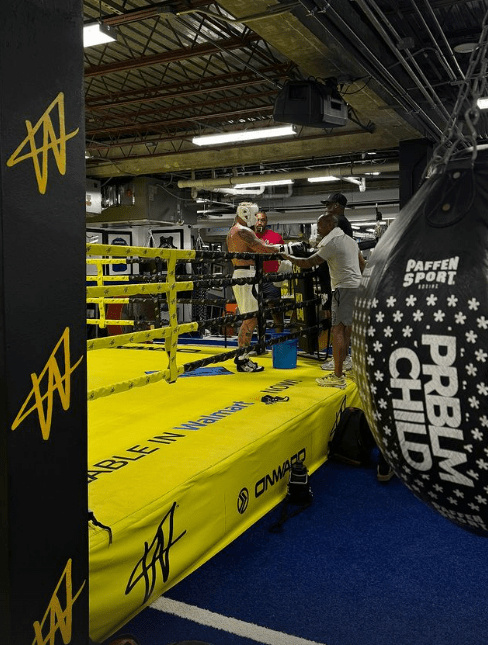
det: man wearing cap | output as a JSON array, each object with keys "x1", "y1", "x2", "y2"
[
  {"x1": 321, "y1": 193, "x2": 353, "y2": 238},
  {"x1": 283, "y1": 212, "x2": 365, "y2": 388},
  {"x1": 319, "y1": 192, "x2": 364, "y2": 373}
]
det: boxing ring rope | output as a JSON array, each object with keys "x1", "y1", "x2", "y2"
[{"x1": 86, "y1": 243, "x2": 329, "y2": 400}]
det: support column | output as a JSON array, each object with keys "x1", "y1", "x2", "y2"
[
  {"x1": 0, "y1": 3, "x2": 88, "y2": 645},
  {"x1": 399, "y1": 138, "x2": 433, "y2": 208}
]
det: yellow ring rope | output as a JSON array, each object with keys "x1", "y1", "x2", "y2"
[{"x1": 84, "y1": 242, "x2": 303, "y2": 399}]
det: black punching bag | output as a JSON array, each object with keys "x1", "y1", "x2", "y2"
[{"x1": 352, "y1": 152, "x2": 488, "y2": 535}]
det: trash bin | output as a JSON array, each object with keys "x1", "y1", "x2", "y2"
[{"x1": 269, "y1": 331, "x2": 298, "y2": 369}]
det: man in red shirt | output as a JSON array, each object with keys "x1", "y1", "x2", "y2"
[{"x1": 254, "y1": 211, "x2": 285, "y2": 332}]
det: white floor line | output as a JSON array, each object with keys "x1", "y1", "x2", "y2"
[{"x1": 151, "y1": 596, "x2": 328, "y2": 645}]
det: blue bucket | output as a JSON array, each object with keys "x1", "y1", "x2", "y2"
[{"x1": 270, "y1": 332, "x2": 298, "y2": 369}]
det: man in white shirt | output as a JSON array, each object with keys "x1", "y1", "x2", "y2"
[{"x1": 283, "y1": 212, "x2": 365, "y2": 388}]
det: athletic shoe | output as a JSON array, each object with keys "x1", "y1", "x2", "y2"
[
  {"x1": 235, "y1": 357, "x2": 264, "y2": 373},
  {"x1": 321, "y1": 355, "x2": 353, "y2": 371},
  {"x1": 377, "y1": 464, "x2": 395, "y2": 483},
  {"x1": 315, "y1": 373, "x2": 346, "y2": 389},
  {"x1": 321, "y1": 358, "x2": 335, "y2": 370},
  {"x1": 346, "y1": 368, "x2": 357, "y2": 383}
]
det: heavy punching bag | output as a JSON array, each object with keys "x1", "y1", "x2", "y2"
[{"x1": 351, "y1": 151, "x2": 488, "y2": 535}]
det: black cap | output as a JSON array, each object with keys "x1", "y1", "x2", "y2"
[{"x1": 321, "y1": 192, "x2": 347, "y2": 207}]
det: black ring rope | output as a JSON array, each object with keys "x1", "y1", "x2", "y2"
[
  {"x1": 193, "y1": 250, "x2": 285, "y2": 262},
  {"x1": 132, "y1": 271, "x2": 302, "y2": 288},
  {"x1": 119, "y1": 296, "x2": 320, "y2": 329},
  {"x1": 95, "y1": 248, "x2": 328, "y2": 361},
  {"x1": 128, "y1": 250, "x2": 286, "y2": 263},
  {"x1": 193, "y1": 296, "x2": 320, "y2": 330},
  {"x1": 176, "y1": 294, "x2": 297, "y2": 307}
]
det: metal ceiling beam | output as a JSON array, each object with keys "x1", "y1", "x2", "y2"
[
  {"x1": 84, "y1": 33, "x2": 262, "y2": 77},
  {"x1": 88, "y1": 88, "x2": 278, "y2": 127},
  {"x1": 86, "y1": 104, "x2": 274, "y2": 135},
  {"x1": 85, "y1": 62, "x2": 293, "y2": 109},
  {"x1": 88, "y1": 78, "x2": 274, "y2": 112},
  {"x1": 87, "y1": 128, "x2": 370, "y2": 161},
  {"x1": 93, "y1": 0, "x2": 215, "y2": 23},
  {"x1": 86, "y1": 126, "x2": 405, "y2": 177}
]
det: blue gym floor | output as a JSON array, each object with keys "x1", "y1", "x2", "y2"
[{"x1": 109, "y1": 459, "x2": 488, "y2": 645}]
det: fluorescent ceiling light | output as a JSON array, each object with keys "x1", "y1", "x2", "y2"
[
  {"x1": 234, "y1": 179, "x2": 294, "y2": 188},
  {"x1": 83, "y1": 22, "x2": 117, "y2": 48},
  {"x1": 192, "y1": 125, "x2": 296, "y2": 146},
  {"x1": 307, "y1": 176, "x2": 338, "y2": 183},
  {"x1": 343, "y1": 176, "x2": 363, "y2": 186},
  {"x1": 477, "y1": 97, "x2": 488, "y2": 110}
]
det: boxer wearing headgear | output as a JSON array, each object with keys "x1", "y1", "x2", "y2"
[
  {"x1": 236, "y1": 201, "x2": 259, "y2": 228},
  {"x1": 226, "y1": 202, "x2": 288, "y2": 373}
]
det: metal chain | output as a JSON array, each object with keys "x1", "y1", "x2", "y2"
[{"x1": 427, "y1": 9, "x2": 488, "y2": 176}]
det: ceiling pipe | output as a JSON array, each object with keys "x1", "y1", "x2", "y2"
[
  {"x1": 298, "y1": 0, "x2": 443, "y2": 139},
  {"x1": 354, "y1": 0, "x2": 451, "y2": 121},
  {"x1": 177, "y1": 162, "x2": 399, "y2": 189},
  {"x1": 211, "y1": 186, "x2": 266, "y2": 196}
]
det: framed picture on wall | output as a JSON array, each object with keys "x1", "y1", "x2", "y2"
[
  {"x1": 150, "y1": 229, "x2": 184, "y2": 250},
  {"x1": 149, "y1": 229, "x2": 188, "y2": 280},
  {"x1": 86, "y1": 228, "x2": 104, "y2": 277},
  {"x1": 107, "y1": 230, "x2": 133, "y2": 275}
]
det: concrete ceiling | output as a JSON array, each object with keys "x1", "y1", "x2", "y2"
[{"x1": 84, "y1": 0, "x2": 488, "y2": 216}]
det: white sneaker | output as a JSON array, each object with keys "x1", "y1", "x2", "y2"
[
  {"x1": 321, "y1": 358, "x2": 335, "y2": 371},
  {"x1": 321, "y1": 355, "x2": 353, "y2": 371}
]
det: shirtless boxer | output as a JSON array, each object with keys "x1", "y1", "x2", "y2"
[{"x1": 226, "y1": 202, "x2": 284, "y2": 373}]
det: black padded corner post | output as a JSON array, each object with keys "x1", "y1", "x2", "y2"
[{"x1": 0, "y1": 3, "x2": 88, "y2": 644}]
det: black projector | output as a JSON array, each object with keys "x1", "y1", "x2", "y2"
[{"x1": 273, "y1": 80, "x2": 348, "y2": 128}]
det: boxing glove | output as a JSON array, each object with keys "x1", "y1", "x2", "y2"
[
  {"x1": 279, "y1": 241, "x2": 312, "y2": 257},
  {"x1": 288, "y1": 241, "x2": 312, "y2": 258},
  {"x1": 278, "y1": 243, "x2": 293, "y2": 254}
]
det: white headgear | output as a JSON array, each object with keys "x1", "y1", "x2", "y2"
[{"x1": 236, "y1": 202, "x2": 259, "y2": 228}]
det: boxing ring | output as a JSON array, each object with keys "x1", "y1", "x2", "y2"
[{"x1": 86, "y1": 243, "x2": 362, "y2": 642}]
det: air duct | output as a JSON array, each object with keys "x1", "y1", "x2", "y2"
[{"x1": 177, "y1": 162, "x2": 399, "y2": 189}]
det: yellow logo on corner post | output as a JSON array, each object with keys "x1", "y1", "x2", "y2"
[
  {"x1": 31, "y1": 558, "x2": 85, "y2": 645},
  {"x1": 6, "y1": 92, "x2": 79, "y2": 195},
  {"x1": 11, "y1": 327, "x2": 84, "y2": 440}
]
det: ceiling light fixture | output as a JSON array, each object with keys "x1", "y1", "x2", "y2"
[
  {"x1": 307, "y1": 175, "x2": 339, "y2": 183},
  {"x1": 192, "y1": 125, "x2": 296, "y2": 146},
  {"x1": 454, "y1": 42, "x2": 477, "y2": 54},
  {"x1": 234, "y1": 179, "x2": 294, "y2": 188},
  {"x1": 83, "y1": 22, "x2": 117, "y2": 48}
]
